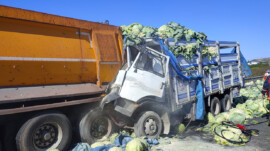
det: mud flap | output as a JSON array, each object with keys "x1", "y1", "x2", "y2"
[{"x1": 195, "y1": 80, "x2": 205, "y2": 120}]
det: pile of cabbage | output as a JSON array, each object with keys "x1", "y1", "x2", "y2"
[
  {"x1": 121, "y1": 22, "x2": 217, "y2": 60},
  {"x1": 240, "y1": 80, "x2": 264, "y2": 99},
  {"x1": 70, "y1": 131, "x2": 152, "y2": 151},
  {"x1": 197, "y1": 80, "x2": 269, "y2": 146}
]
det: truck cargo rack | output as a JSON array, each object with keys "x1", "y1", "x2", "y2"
[{"x1": 164, "y1": 39, "x2": 243, "y2": 107}]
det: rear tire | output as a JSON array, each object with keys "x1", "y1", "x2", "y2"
[
  {"x1": 210, "y1": 97, "x2": 221, "y2": 115},
  {"x1": 221, "y1": 94, "x2": 232, "y2": 112},
  {"x1": 79, "y1": 108, "x2": 113, "y2": 144},
  {"x1": 16, "y1": 113, "x2": 72, "y2": 151},
  {"x1": 134, "y1": 111, "x2": 162, "y2": 139}
]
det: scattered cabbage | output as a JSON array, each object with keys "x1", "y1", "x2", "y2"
[
  {"x1": 229, "y1": 112, "x2": 246, "y2": 124},
  {"x1": 214, "y1": 113, "x2": 227, "y2": 123},
  {"x1": 246, "y1": 101, "x2": 260, "y2": 112},
  {"x1": 110, "y1": 133, "x2": 119, "y2": 143},
  {"x1": 177, "y1": 123, "x2": 186, "y2": 133},
  {"x1": 125, "y1": 138, "x2": 148, "y2": 151},
  {"x1": 102, "y1": 141, "x2": 112, "y2": 145},
  {"x1": 91, "y1": 142, "x2": 105, "y2": 148},
  {"x1": 131, "y1": 132, "x2": 136, "y2": 138},
  {"x1": 200, "y1": 80, "x2": 269, "y2": 146},
  {"x1": 207, "y1": 113, "x2": 215, "y2": 123},
  {"x1": 109, "y1": 147, "x2": 123, "y2": 151}
]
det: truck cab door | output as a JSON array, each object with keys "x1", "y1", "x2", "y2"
[{"x1": 119, "y1": 50, "x2": 169, "y2": 102}]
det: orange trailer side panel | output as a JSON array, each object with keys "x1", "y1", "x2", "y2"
[{"x1": 0, "y1": 5, "x2": 123, "y2": 87}]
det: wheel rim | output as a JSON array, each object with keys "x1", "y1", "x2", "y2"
[
  {"x1": 33, "y1": 123, "x2": 63, "y2": 150},
  {"x1": 143, "y1": 117, "x2": 158, "y2": 136},
  {"x1": 90, "y1": 117, "x2": 109, "y2": 139}
]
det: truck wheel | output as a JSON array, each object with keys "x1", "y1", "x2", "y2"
[
  {"x1": 221, "y1": 94, "x2": 232, "y2": 112},
  {"x1": 79, "y1": 109, "x2": 113, "y2": 144},
  {"x1": 210, "y1": 97, "x2": 221, "y2": 115},
  {"x1": 16, "y1": 113, "x2": 72, "y2": 151},
  {"x1": 134, "y1": 111, "x2": 162, "y2": 139}
]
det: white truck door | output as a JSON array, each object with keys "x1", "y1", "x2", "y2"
[{"x1": 120, "y1": 50, "x2": 168, "y2": 102}]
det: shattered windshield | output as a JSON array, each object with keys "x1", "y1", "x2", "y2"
[{"x1": 135, "y1": 52, "x2": 165, "y2": 77}]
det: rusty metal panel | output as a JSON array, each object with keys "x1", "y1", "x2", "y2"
[
  {"x1": 96, "y1": 34, "x2": 118, "y2": 62},
  {"x1": 92, "y1": 31, "x2": 123, "y2": 85}
]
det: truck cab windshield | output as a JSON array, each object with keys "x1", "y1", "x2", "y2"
[{"x1": 135, "y1": 52, "x2": 165, "y2": 77}]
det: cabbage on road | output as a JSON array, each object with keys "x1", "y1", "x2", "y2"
[{"x1": 197, "y1": 80, "x2": 269, "y2": 146}]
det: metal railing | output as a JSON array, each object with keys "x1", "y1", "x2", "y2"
[
  {"x1": 244, "y1": 76, "x2": 264, "y2": 81},
  {"x1": 244, "y1": 76, "x2": 264, "y2": 88}
]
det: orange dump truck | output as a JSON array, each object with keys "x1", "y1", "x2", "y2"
[{"x1": 0, "y1": 5, "x2": 123, "y2": 151}]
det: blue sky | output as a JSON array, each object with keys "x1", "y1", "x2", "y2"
[{"x1": 1, "y1": 0, "x2": 269, "y2": 61}]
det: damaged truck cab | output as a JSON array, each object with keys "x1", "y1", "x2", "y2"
[
  {"x1": 101, "y1": 39, "x2": 171, "y2": 138},
  {"x1": 101, "y1": 38, "x2": 245, "y2": 138}
]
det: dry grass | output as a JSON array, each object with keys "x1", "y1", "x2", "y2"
[{"x1": 249, "y1": 63, "x2": 270, "y2": 77}]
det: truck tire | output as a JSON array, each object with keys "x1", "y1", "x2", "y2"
[
  {"x1": 134, "y1": 111, "x2": 162, "y2": 139},
  {"x1": 79, "y1": 108, "x2": 113, "y2": 144},
  {"x1": 221, "y1": 94, "x2": 232, "y2": 112},
  {"x1": 210, "y1": 97, "x2": 221, "y2": 115},
  {"x1": 16, "y1": 113, "x2": 72, "y2": 151}
]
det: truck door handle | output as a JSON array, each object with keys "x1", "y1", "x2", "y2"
[{"x1": 160, "y1": 82, "x2": 165, "y2": 89}]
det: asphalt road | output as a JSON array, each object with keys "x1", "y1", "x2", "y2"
[{"x1": 153, "y1": 117, "x2": 270, "y2": 151}]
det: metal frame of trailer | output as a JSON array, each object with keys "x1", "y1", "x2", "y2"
[{"x1": 165, "y1": 39, "x2": 242, "y2": 109}]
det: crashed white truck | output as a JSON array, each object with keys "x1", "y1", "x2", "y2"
[{"x1": 100, "y1": 38, "x2": 248, "y2": 138}]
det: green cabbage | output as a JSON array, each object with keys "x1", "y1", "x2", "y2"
[
  {"x1": 91, "y1": 142, "x2": 105, "y2": 148},
  {"x1": 200, "y1": 80, "x2": 269, "y2": 146},
  {"x1": 121, "y1": 22, "x2": 208, "y2": 60},
  {"x1": 46, "y1": 149, "x2": 59, "y2": 151},
  {"x1": 109, "y1": 147, "x2": 123, "y2": 151},
  {"x1": 214, "y1": 113, "x2": 227, "y2": 123},
  {"x1": 229, "y1": 112, "x2": 246, "y2": 124},
  {"x1": 110, "y1": 133, "x2": 119, "y2": 143},
  {"x1": 207, "y1": 113, "x2": 215, "y2": 123},
  {"x1": 177, "y1": 123, "x2": 186, "y2": 133},
  {"x1": 247, "y1": 102, "x2": 260, "y2": 112},
  {"x1": 125, "y1": 138, "x2": 148, "y2": 151}
]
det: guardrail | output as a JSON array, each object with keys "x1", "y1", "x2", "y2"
[
  {"x1": 244, "y1": 76, "x2": 264, "y2": 82},
  {"x1": 243, "y1": 76, "x2": 264, "y2": 88}
]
